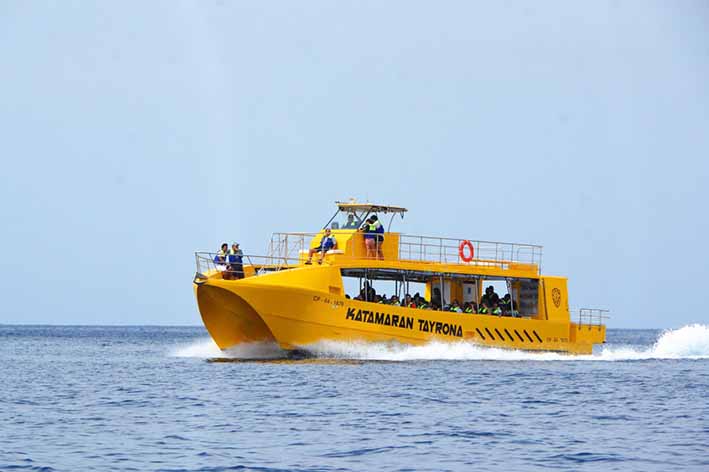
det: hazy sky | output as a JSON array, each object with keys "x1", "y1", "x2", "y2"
[{"x1": 1, "y1": 1, "x2": 708, "y2": 328}]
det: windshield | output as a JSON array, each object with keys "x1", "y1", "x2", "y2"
[{"x1": 325, "y1": 209, "x2": 367, "y2": 230}]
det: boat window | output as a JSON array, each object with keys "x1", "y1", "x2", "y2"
[
  {"x1": 480, "y1": 279, "x2": 537, "y2": 317},
  {"x1": 341, "y1": 268, "x2": 540, "y2": 317},
  {"x1": 342, "y1": 273, "x2": 425, "y2": 304},
  {"x1": 481, "y1": 280, "x2": 508, "y2": 301},
  {"x1": 325, "y1": 209, "x2": 366, "y2": 230},
  {"x1": 517, "y1": 279, "x2": 539, "y2": 317}
]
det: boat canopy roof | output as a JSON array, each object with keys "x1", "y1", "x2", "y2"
[
  {"x1": 335, "y1": 201, "x2": 408, "y2": 214},
  {"x1": 325, "y1": 200, "x2": 407, "y2": 231}
]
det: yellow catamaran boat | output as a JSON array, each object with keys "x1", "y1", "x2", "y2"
[{"x1": 193, "y1": 201, "x2": 607, "y2": 355}]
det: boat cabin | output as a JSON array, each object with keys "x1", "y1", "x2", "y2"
[{"x1": 258, "y1": 201, "x2": 574, "y2": 324}]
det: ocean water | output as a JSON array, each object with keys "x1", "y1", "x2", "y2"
[{"x1": 2, "y1": 325, "x2": 708, "y2": 471}]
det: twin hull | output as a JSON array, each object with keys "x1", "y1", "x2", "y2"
[{"x1": 194, "y1": 268, "x2": 604, "y2": 355}]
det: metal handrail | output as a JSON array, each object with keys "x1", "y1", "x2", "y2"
[
  {"x1": 195, "y1": 252, "x2": 299, "y2": 277},
  {"x1": 268, "y1": 233, "x2": 319, "y2": 260},
  {"x1": 267, "y1": 231, "x2": 543, "y2": 270},
  {"x1": 400, "y1": 233, "x2": 543, "y2": 249},
  {"x1": 399, "y1": 234, "x2": 542, "y2": 270},
  {"x1": 576, "y1": 308, "x2": 610, "y2": 326}
]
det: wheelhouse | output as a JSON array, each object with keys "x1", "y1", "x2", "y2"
[{"x1": 324, "y1": 200, "x2": 408, "y2": 231}]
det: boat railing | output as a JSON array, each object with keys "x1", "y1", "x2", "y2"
[
  {"x1": 268, "y1": 232, "x2": 543, "y2": 270},
  {"x1": 268, "y1": 232, "x2": 318, "y2": 260},
  {"x1": 194, "y1": 251, "x2": 298, "y2": 277},
  {"x1": 399, "y1": 234, "x2": 543, "y2": 271},
  {"x1": 576, "y1": 308, "x2": 609, "y2": 326}
]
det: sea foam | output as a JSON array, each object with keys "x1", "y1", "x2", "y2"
[
  {"x1": 172, "y1": 324, "x2": 709, "y2": 361},
  {"x1": 172, "y1": 339, "x2": 284, "y2": 359}
]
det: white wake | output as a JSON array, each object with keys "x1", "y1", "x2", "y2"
[
  {"x1": 172, "y1": 324, "x2": 709, "y2": 361},
  {"x1": 171, "y1": 339, "x2": 284, "y2": 359}
]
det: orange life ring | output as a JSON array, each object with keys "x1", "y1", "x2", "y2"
[{"x1": 459, "y1": 240, "x2": 474, "y2": 262}]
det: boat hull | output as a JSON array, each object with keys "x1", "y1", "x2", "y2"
[
  {"x1": 194, "y1": 276, "x2": 605, "y2": 355},
  {"x1": 194, "y1": 283, "x2": 277, "y2": 348}
]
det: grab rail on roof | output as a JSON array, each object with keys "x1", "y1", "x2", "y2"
[
  {"x1": 398, "y1": 234, "x2": 542, "y2": 271},
  {"x1": 267, "y1": 232, "x2": 543, "y2": 272}
]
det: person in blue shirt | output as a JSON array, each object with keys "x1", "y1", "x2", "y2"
[
  {"x1": 226, "y1": 242, "x2": 244, "y2": 279},
  {"x1": 360, "y1": 215, "x2": 385, "y2": 260},
  {"x1": 305, "y1": 228, "x2": 338, "y2": 264},
  {"x1": 371, "y1": 215, "x2": 385, "y2": 259},
  {"x1": 214, "y1": 243, "x2": 228, "y2": 264}
]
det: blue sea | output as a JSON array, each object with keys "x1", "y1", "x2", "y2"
[{"x1": 2, "y1": 325, "x2": 708, "y2": 472}]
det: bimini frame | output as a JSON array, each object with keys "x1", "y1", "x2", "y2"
[{"x1": 323, "y1": 201, "x2": 408, "y2": 231}]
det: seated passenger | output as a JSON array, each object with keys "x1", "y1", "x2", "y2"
[
  {"x1": 463, "y1": 302, "x2": 473, "y2": 314},
  {"x1": 502, "y1": 294, "x2": 520, "y2": 316},
  {"x1": 449, "y1": 300, "x2": 463, "y2": 313},
  {"x1": 306, "y1": 229, "x2": 337, "y2": 264},
  {"x1": 500, "y1": 294, "x2": 512, "y2": 315},
  {"x1": 359, "y1": 282, "x2": 376, "y2": 302},
  {"x1": 403, "y1": 294, "x2": 415, "y2": 308},
  {"x1": 389, "y1": 295, "x2": 401, "y2": 306},
  {"x1": 343, "y1": 213, "x2": 360, "y2": 229},
  {"x1": 480, "y1": 286, "x2": 501, "y2": 315}
]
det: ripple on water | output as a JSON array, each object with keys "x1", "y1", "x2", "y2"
[{"x1": 1, "y1": 326, "x2": 709, "y2": 471}]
